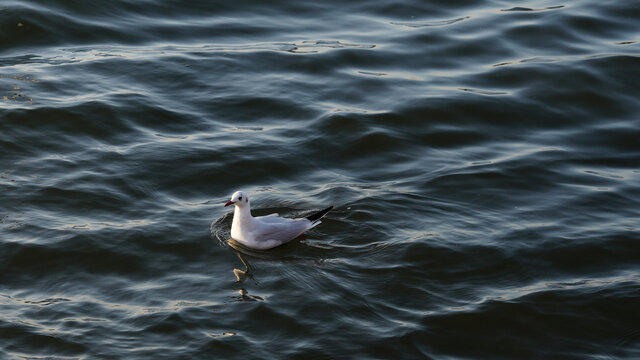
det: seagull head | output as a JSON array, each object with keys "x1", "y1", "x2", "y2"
[{"x1": 225, "y1": 191, "x2": 249, "y2": 208}]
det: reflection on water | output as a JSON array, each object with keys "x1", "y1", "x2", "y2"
[
  {"x1": 232, "y1": 250, "x2": 252, "y2": 283},
  {"x1": 2, "y1": 0, "x2": 639, "y2": 358},
  {"x1": 229, "y1": 247, "x2": 263, "y2": 302},
  {"x1": 231, "y1": 288, "x2": 263, "y2": 302}
]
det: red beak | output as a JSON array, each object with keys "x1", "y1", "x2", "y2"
[{"x1": 224, "y1": 201, "x2": 235, "y2": 207}]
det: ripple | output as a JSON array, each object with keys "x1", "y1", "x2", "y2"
[
  {"x1": 501, "y1": 5, "x2": 565, "y2": 12},
  {"x1": 390, "y1": 16, "x2": 470, "y2": 28},
  {"x1": 456, "y1": 87, "x2": 509, "y2": 96},
  {"x1": 2, "y1": 0, "x2": 640, "y2": 358}
]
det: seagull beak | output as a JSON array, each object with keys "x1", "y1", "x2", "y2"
[{"x1": 224, "y1": 201, "x2": 235, "y2": 207}]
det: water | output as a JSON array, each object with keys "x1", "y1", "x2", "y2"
[{"x1": 1, "y1": 0, "x2": 639, "y2": 358}]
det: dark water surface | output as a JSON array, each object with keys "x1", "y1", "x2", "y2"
[{"x1": 2, "y1": 0, "x2": 640, "y2": 359}]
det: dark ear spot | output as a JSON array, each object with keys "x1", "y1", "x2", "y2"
[{"x1": 246, "y1": 197, "x2": 248, "y2": 203}]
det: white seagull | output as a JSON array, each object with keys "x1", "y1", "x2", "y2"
[{"x1": 224, "y1": 191, "x2": 333, "y2": 250}]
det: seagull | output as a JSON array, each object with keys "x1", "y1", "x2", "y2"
[{"x1": 224, "y1": 191, "x2": 333, "y2": 250}]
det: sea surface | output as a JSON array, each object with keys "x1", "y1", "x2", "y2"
[{"x1": 1, "y1": 0, "x2": 639, "y2": 359}]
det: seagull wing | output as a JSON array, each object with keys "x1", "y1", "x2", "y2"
[
  {"x1": 254, "y1": 213, "x2": 280, "y2": 223},
  {"x1": 253, "y1": 217, "x2": 311, "y2": 244}
]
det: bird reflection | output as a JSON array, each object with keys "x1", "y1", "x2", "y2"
[
  {"x1": 232, "y1": 250, "x2": 253, "y2": 283},
  {"x1": 228, "y1": 247, "x2": 264, "y2": 301},
  {"x1": 231, "y1": 288, "x2": 264, "y2": 302}
]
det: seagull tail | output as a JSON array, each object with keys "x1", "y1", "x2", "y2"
[{"x1": 305, "y1": 206, "x2": 333, "y2": 224}]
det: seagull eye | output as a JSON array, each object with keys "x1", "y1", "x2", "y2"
[{"x1": 238, "y1": 196, "x2": 242, "y2": 200}]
